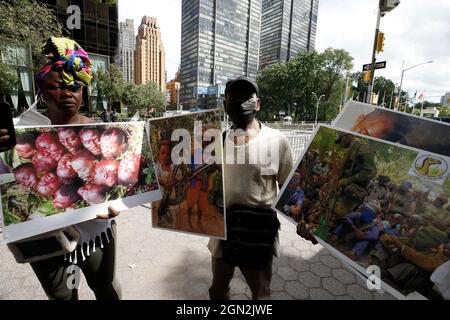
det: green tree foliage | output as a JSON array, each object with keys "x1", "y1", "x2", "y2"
[
  {"x1": 0, "y1": 0, "x2": 65, "y2": 68},
  {"x1": 257, "y1": 48, "x2": 353, "y2": 122},
  {"x1": 0, "y1": 61, "x2": 18, "y2": 96},
  {"x1": 351, "y1": 74, "x2": 401, "y2": 108},
  {"x1": 93, "y1": 64, "x2": 166, "y2": 116}
]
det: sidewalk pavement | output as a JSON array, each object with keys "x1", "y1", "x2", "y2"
[{"x1": 0, "y1": 205, "x2": 395, "y2": 300}]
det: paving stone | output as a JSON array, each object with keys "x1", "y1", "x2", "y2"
[
  {"x1": 310, "y1": 263, "x2": 332, "y2": 277},
  {"x1": 310, "y1": 288, "x2": 335, "y2": 300},
  {"x1": 277, "y1": 266, "x2": 298, "y2": 281},
  {"x1": 322, "y1": 277, "x2": 346, "y2": 296},
  {"x1": 297, "y1": 271, "x2": 321, "y2": 288},
  {"x1": 230, "y1": 277, "x2": 248, "y2": 294},
  {"x1": 289, "y1": 258, "x2": 310, "y2": 272},
  {"x1": 285, "y1": 281, "x2": 309, "y2": 300},
  {"x1": 271, "y1": 291, "x2": 294, "y2": 300},
  {"x1": 0, "y1": 205, "x2": 396, "y2": 300},
  {"x1": 332, "y1": 268, "x2": 356, "y2": 284},
  {"x1": 270, "y1": 274, "x2": 286, "y2": 292},
  {"x1": 346, "y1": 284, "x2": 373, "y2": 300},
  {"x1": 320, "y1": 255, "x2": 344, "y2": 269},
  {"x1": 279, "y1": 246, "x2": 301, "y2": 258},
  {"x1": 292, "y1": 239, "x2": 312, "y2": 252},
  {"x1": 335, "y1": 295, "x2": 354, "y2": 300}
]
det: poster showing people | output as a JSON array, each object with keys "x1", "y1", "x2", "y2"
[
  {"x1": 334, "y1": 101, "x2": 450, "y2": 157},
  {"x1": 273, "y1": 125, "x2": 450, "y2": 300},
  {"x1": 148, "y1": 110, "x2": 226, "y2": 239},
  {"x1": 0, "y1": 122, "x2": 161, "y2": 243}
]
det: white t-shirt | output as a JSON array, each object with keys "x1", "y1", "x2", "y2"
[{"x1": 208, "y1": 123, "x2": 294, "y2": 258}]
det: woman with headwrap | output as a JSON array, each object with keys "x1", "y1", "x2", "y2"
[{"x1": 1, "y1": 37, "x2": 121, "y2": 300}]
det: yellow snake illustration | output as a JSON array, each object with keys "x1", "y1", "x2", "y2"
[{"x1": 415, "y1": 157, "x2": 442, "y2": 176}]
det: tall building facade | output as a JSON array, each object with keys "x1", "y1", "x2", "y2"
[
  {"x1": 118, "y1": 19, "x2": 135, "y2": 83},
  {"x1": 31, "y1": 0, "x2": 119, "y2": 114},
  {"x1": 180, "y1": 0, "x2": 262, "y2": 110},
  {"x1": 134, "y1": 16, "x2": 166, "y2": 92},
  {"x1": 166, "y1": 69, "x2": 181, "y2": 109},
  {"x1": 441, "y1": 92, "x2": 450, "y2": 107},
  {"x1": 259, "y1": 0, "x2": 318, "y2": 69}
]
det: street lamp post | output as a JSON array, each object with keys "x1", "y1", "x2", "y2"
[
  {"x1": 397, "y1": 60, "x2": 434, "y2": 110},
  {"x1": 312, "y1": 92, "x2": 325, "y2": 127}
]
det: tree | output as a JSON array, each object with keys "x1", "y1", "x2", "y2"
[
  {"x1": 93, "y1": 64, "x2": 126, "y2": 107},
  {"x1": 257, "y1": 48, "x2": 353, "y2": 122},
  {"x1": 0, "y1": 61, "x2": 18, "y2": 98},
  {"x1": 351, "y1": 74, "x2": 404, "y2": 108},
  {"x1": 93, "y1": 64, "x2": 166, "y2": 116},
  {"x1": 0, "y1": 0, "x2": 65, "y2": 68},
  {"x1": 123, "y1": 82, "x2": 167, "y2": 116}
]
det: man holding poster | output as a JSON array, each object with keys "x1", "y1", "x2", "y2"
[{"x1": 207, "y1": 76, "x2": 293, "y2": 300}]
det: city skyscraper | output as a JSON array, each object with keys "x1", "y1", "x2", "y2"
[
  {"x1": 259, "y1": 0, "x2": 319, "y2": 69},
  {"x1": 40, "y1": 0, "x2": 119, "y2": 114},
  {"x1": 134, "y1": 16, "x2": 166, "y2": 92},
  {"x1": 118, "y1": 19, "x2": 135, "y2": 83},
  {"x1": 180, "y1": 0, "x2": 262, "y2": 110}
]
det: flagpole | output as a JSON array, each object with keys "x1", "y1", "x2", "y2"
[{"x1": 389, "y1": 88, "x2": 394, "y2": 109}]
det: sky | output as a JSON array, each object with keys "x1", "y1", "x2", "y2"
[{"x1": 119, "y1": 0, "x2": 450, "y2": 103}]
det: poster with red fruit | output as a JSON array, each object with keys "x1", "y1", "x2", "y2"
[{"x1": 0, "y1": 121, "x2": 161, "y2": 243}]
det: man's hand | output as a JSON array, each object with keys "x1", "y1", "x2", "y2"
[
  {"x1": 0, "y1": 129, "x2": 10, "y2": 143},
  {"x1": 96, "y1": 206, "x2": 120, "y2": 219},
  {"x1": 296, "y1": 220, "x2": 318, "y2": 245}
]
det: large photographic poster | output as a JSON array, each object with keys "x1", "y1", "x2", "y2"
[
  {"x1": 0, "y1": 122, "x2": 161, "y2": 243},
  {"x1": 149, "y1": 110, "x2": 226, "y2": 239},
  {"x1": 273, "y1": 125, "x2": 450, "y2": 300},
  {"x1": 334, "y1": 101, "x2": 450, "y2": 157}
]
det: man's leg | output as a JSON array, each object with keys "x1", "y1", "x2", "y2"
[
  {"x1": 209, "y1": 256, "x2": 236, "y2": 300},
  {"x1": 79, "y1": 225, "x2": 122, "y2": 300},
  {"x1": 240, "y1": 256, "x2": 273, "y2": 300},
  {"x1": 30, "y1": 255, "x2": 78, "y2": 300}
]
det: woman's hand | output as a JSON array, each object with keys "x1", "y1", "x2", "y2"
[
  {"x1": 0, "y1": 129, "x2": 10, "y2": 143},
  {"x1": 296, "y1": 220, "x2": 318, "y2": 245},
  {"x1": 96, "y1": 206, "x2": 120, "y2": 219}
]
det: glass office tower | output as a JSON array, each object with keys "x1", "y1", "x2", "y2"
[
  {"x1": 180, "y1": 0, "x2": 262, "y2": 110},
  {"x1": 259, "y1": 0, "x2": 318, "y2": 69}
]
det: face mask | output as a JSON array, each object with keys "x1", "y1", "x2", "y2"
[{"x1": 226, "y1": 98, "x2": 257, "y2": 125}]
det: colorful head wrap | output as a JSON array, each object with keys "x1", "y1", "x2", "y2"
[{"x1": 36, "y1": 37, "x2": 92, "y2": 88}]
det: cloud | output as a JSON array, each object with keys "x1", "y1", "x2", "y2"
[
  {"x1": 118, "y1": 0, "x2": 449, "y2": 102},
  {"x1": 315, "y1": 0, "x2": 450, "y2": 102}
]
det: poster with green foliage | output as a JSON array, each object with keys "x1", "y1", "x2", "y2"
[
  {"x1": 273, "y1": 125, "x2": 450, "y2": 300},
  {"x1": 0, "y1": 122, "x2": 160, "y2": 243},
  {"x1": 149, "y1": 110, "x2": 225, "y2": 239}
]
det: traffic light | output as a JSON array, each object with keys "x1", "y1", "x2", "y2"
[
  {"x1": 363, "y1": 70, "x2": 371, "y2": 82},
  {"x1": 376, "y1": 32, "x2": 385, "y2": 53},
  {"x1": 381, "y1": 0, "x2": 400, "y2": 13}
]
